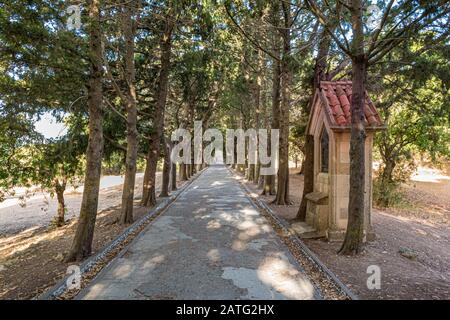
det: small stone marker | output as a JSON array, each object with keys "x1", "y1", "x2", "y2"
[{"x1": 398, "y1": 247, "x2": 418, "y2": 260}]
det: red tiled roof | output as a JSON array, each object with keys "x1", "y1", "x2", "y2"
[{"x1": 319, "y1": 81, "x2": 384, "y2": 128}]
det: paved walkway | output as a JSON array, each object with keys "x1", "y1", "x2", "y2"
[{"x1": 78, "y1": 166, "x2": 318, "y2": 300}]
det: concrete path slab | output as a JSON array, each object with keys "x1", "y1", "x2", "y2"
[{"x1": 77, "y1": 166, "x2": 318, "y2": 300}]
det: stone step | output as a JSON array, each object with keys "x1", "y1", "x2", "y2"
[{"x1": 290, "y1": 222, "x2": 324, "y2": 239}]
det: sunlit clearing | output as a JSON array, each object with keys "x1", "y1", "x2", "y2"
[{"x1": 411, "y1": 167, "x2": 450, "y2": 183}]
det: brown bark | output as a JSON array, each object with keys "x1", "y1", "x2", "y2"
[
  {"x1": 381, "y1": 158, "x2": 395, "y2": 185},
  {"x1": 254, "y1": 163, "x2": 260, "y2": 184},
  {"x1": 296, "y1": 135, "x2": 314, "y2": 220},
  {"x1": 274, "y1": 1, "x2": 291, "y2": 205},
  {"x1": 258, "y1": 87, "x2": 268, "y2": 189},
  {"x1": 253, "y1": 49, "x2": 262, "y2": 185},
  {"x1": 258, "y1": 163, "x2": 265, "y2": 188},
  {"x1": 190, "y1": 127, "x2": 196, "y2": 176},
  {"x1": 141, "y1": 15, "x2": 173, "y2": 207},
  {"x1": 120, "y1": 4, "x2": 138, "y2": 224},
  {"x1": 299, "y1": 158, "x2": 305, "y2": 174},
  {"x1": 188, "y1": 100, "x2": 195, "y2": 178},
  {"x1": 262, "y1": 175, "x2": 274, "y2": 195},
  {"x1": 159, "y1": 139, "x2": 171, "y2": 197},
  {"x1": 185, "y1": 164, "x2": 191, "y2": 179},
  {"x1": 180, "y1": 163, "x2": 188, "y2": 181},
  {"x1": 141, "y1": 152, "x2": 157, "y2": 206},
  {"x1": 65, "y1": 0, "x2": 103, "y2": 262},
  {"x1": 263, "y1": 4, "x2": 281, "y2": 195},
  {"x1": 297, "y1": 26, "x2": 332, "y2": 220},
  {"x1": 262, "y1": 60, "x2": 279, "y2": 196},
  {"x1": 248, "y1": 164, "x2": 255, "y2": 181},
  {"x1": 339, "y1": 0, "x2": 367, "y2": 255},
  {"x1": 378, "y1": 158, "x2": 396, "y2": 206},
  {"x1": 171, "y1": 162, "x2": 177, "y2": 191},
  {"x1": 55, "y1": 180, "x2": 66, "y2": 227}
]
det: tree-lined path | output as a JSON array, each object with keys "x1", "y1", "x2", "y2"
[
  {"x1": 78, "y1": 166, "x2": 317, "y2": 300},
  {"x1": 1, "y1": 0, "x2": 448, "y2": 301}
]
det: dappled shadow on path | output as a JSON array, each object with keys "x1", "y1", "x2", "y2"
[{"x1": 79, "y1": 166, "x2": 316, "y2": 300}]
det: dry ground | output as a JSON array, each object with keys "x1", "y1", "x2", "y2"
[
  {"x1": 0, "y1": 172, "x2": 180, "y2": 299},
  {"x1": 241, "y1": 167, "x2": 450, "y2": 300}
]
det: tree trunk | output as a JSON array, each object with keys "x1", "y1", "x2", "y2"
[
  {"x1": 258, "y1": 83, "x2": 268, "y2": 189},
  {"x1": 186, "y1": 164, "x2": 191, "y2": 179},
  {"x1": 262, "y1": 175, "x2": 274, "y2": 195},
  {"x1": 274, "y1": 1, "x2": 291, "y2": 205},
  {"x1": 159, "y1": 139, "x2": 171, "y2": 197},
  {"x1": 171, "y1": 162, "x2": 177, "y2": 191},
  {"x1": 255, "y1": 162, "x2": 260, "y2": 184},
  {"x1": 253, "y1": 49, "x2": 262, "y2": 184},
  {"x1": 65, "y1": 0, "x2": 103, "y2": 262},
  {"x1": 297, "y1": 26, "x2": 332, "y2": 220},
  {"x1": 141, "y1": 15, "x2": 173, "y2": 207},
  {"x1": 120, "y1": 4, "x2": 138, "y2": 224},
  {"x1": 265, "y1": 3, "x2": 281, "y2": 195},
  {"x1": 299, "y1": 158, "x2": 305, "y2": 174},
  {"x1": 141, "y1": 142, "x2": 159, "y2": 207},
  {"x1": 232, "y1": 132, "x2": 237, "y2": 170},
  {"x1": 381, "y1": 158, "x2": 395, "y2": 185},
  {"x1": 180, "y1": 163, "x2": 188, "y2": 181},
  {"x1": 258, "y1": 164, "x2": 264, "y2": 188},
  {"x1": 141, "y1": 154, "x2": 154, "y2": 205},
  {"x1": 339, "y1": 0, "x2": 367, "y2": 255},
  {"x1": 55, "y1": 181, "x2": 66, "y2": 227},
  {"x1": 248, "y1": 164, "x2": 255, "y2": 181},
  {"x1": 296, "y1": 135, "x2": 314, "y2": 220},
  {"x1": 189, "y1": 162, "x2": 194, "y2": 176},
  {"x1": 378, "y1": 157, "x2": 396, "y2": 206}
]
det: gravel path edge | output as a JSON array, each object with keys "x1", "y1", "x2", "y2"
[{"x1": 228, "y1": 167, "x2": 359, "y2": 300}]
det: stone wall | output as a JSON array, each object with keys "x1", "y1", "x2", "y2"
[{"x1": 330, "y1": 132, "x2": 374, "y2": 236}]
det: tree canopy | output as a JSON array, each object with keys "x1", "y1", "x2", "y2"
[{"x1": 0, "y1": 0, "x2": 449, "y2": 258}]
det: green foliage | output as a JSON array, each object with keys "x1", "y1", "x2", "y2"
[
  {"x1": 0, "y1": 0, "x2": 88, "y2": 199},
  {"x1": 372, "y1": 31, "x2": 450, "y2": 189},
  {"x1": 0, "y1": 114, "x2": 40, "y2": 199},
  {"x1": 1, "y1": 0, "x2": 449, "y2": 212},
  {"x1": 32, "y1": 136, "x2": 85, "y2": 192},
  {"x1": 373, "y1": 178, "x2": 407, "y2": 208}
]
